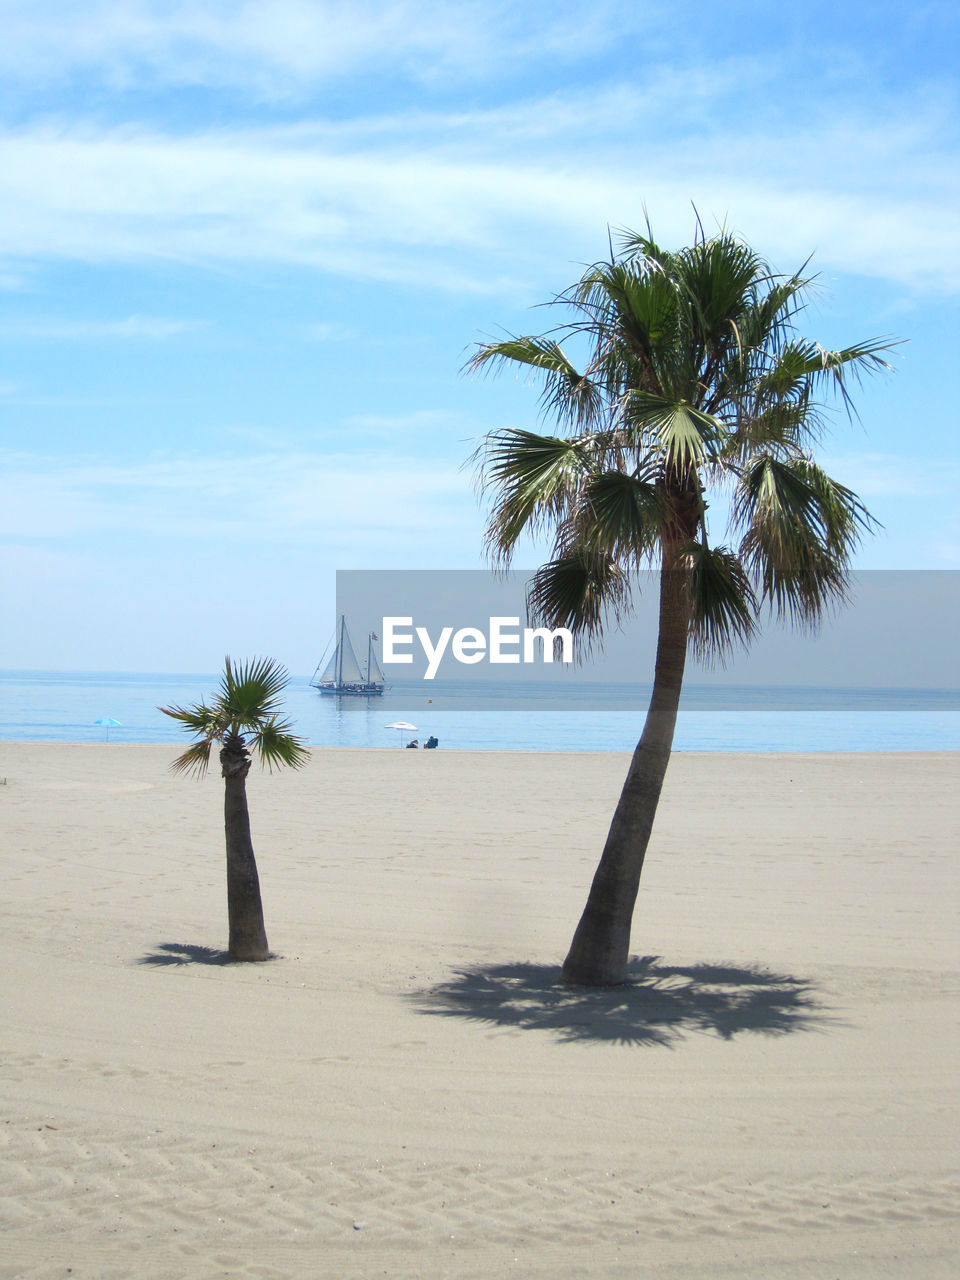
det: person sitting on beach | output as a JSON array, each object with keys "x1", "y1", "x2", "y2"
[
  {"x1": 424, "y1": 736, "x2": 439, "y2": 749},
  {"x1": 406, "y1": 739, "x2": 419, "y2": 748}
]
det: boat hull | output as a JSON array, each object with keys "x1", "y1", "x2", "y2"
[{"x1": 314, "y1": 684, "x2": 385, "y2": 696}]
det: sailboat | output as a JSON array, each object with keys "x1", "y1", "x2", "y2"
[{"x1": 310, "y1": 615, "x2": 386, "y2": 696}]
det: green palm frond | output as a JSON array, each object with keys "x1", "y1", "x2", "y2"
[
  {"x1": 578, "y1": 470, "x2": 662, "y2": 563},
  {"x1": 568, "y1": 259, "x2": 678, "y2": 381},
  {"x1": 475, "y1": 428, "x2": 597, "y2": 561},
  {"x1": 160, "y1": 657, "x2": 308, "y2": 776},
  {"x1": 252, "y1": 716, "x2": 310, "y2": 773},
  {"x1": 735, "y1": 455, "x2": 876, "y2": 624},
  {"x1": 785, "y1": 337, "x2": 902, "y2": 415},
  {"x1": 159, "y1": 701, "x2": 223, "y2": 736},
  {"x1": 468, "y1": 334, "x2": 579, "y2": 378},
  {"x1": 616, "y1": 224, "x2": 675, "y2": 273},
  {"x1": 760, "y1": 338, "x2": 823, "y2": 394},
  {"x1": 622, "y1": 391, "x2": 722, "y2": 469},
  {"x1": 220, "y1": 655, "x2": 289, "y2": 725},
  {"x1": 734, "y1": 455, "x2": 820, "y2": 550},
  {"x1": 801, "y1": 461, "x2": 879, "y2": 550},
  {"x1": 684, "y1": 540, "x2": 757, "y2": 663},
  {"x1": 720, "y1": 400, "x2": 814, "y2": 460},
  {"x1": 734, "y1": 455, "x2": 876, "y2": 561},
  {"x1": 672, "y1": 235, "x2": 769, "y2": 351},
  {"x1": 526, "y1": 547, "x2": 630, "y2": 655},
  {"x1": 748, "y1": 550, "x2": 850, "y2": 627},
  {"x1": 741, "y1": 271, "x2": 812, "y2": 339},
  {"x1": 466, "y1": 335, "x2": 602, "y2": 430}
]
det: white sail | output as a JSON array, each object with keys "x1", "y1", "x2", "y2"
[
  {"x1": 317, "y1": 643, "x2": 338, "y2": 685},
  {"x1": 367, "y1": 633, "x2": 386, "y2": 685},
  {"x1": 336, "y1": 618, "x2": 366, "y2": 684}
]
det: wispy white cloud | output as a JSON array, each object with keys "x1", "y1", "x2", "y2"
[
  {"x1": 303, "y1": 321, "x2": 356, "y2": 342},
  {"x1": 0, "y1": 314, "x2": 203, "y2": 340},
  {"x1": 0, "y1": 0, "x2": 643, "y2": 94},
  {"x1": 0, "y1": 92, "x2": 957, "y2": 295},
  {"x1": 0, "y1": 448, "x2": 477, "y2": 548},
  {"x1": 0, "y1": 4, "x2": 956, "y2": 295}
]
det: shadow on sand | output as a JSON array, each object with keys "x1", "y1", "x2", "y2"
[
  {"x1": 411, "y1": 956, "x2": 830, "y2": 1047},
  {"x1": 137, "y1": 942, "x2": 233, "y2": 967}
]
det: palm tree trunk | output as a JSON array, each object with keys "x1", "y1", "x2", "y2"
[
  {"x1": 561, "y1": 556, "x2": 690, "y2": 985},
  {"x1": 221, "y1": 740, "x2": 270, "y2": 962}
]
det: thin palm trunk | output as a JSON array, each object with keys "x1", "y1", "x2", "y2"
[
  {"x1": 221, "y1": 739, "x2": 269, "y2": 961},
  {"x1": 561, "y1": 555, "x2": 690, "y2": 985}
]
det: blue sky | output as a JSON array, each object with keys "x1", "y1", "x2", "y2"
[{"x1": 0, "y1": 0, "x2": 958, "y2": 675}]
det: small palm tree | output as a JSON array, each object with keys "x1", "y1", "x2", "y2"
[
  {"x1": 160, "y1": 656, "x2": 309, "y2": 962},
  {"x1": 469, "y1": 222, "x2": 900, "y2": 986}
]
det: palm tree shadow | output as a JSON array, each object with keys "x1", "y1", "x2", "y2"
[
  {"x1": 137, "y1": 942, "x2": 233, "y2": 967},
  {"x1": 411, "y1": 956, "x2": 831, "y2": 1047}
]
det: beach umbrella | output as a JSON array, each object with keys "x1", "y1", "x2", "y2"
[
  {"x1": 385, "y1": 720, "x2": 417, "y2": 747},
  {"x1": 95, "y1": 717, "x2": 121, "y2": 741}
]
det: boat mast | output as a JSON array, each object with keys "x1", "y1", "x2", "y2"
[
  {"x1": 366, "y1": 632, "x2": 373, "y2": 687},
  {"x1": 336, "y1": 614, "x2": 345, "y2": 687}
]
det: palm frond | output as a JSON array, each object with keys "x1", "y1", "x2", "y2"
[
  {"x1": 752, "y1": 339, "x2": 820, "y2": 403},
  {"x1": 220, "y1": 655, "x2": 290, "y2": 725},
  {"x1": 467, "y1": 334, "x2": 578, "y2": 378},
  {"x1": 734, "y1": 270, "x2": 812, "y2": 353},
  {"x1": 162, "y1": 657, "x2": 304, "y2": 778},
  {"x1": 684, "y1": 540, "x2": 757, "y2": 663},
  {"x1": 578, "y1": 470, "x2": 662, "y2": 563},
  {"x1": 475, "y1": 428, "x2": 597, "y2": 561},
  {"x1": 616, "y1": 223, "x2": 675, "y2": 274},
  {"x1": 252, "y1": 717, "x2": 310, "y2": 773},
  {"x1": 734, "y1": 454, "x2": 876, "y2": 558},
  {"x1": 168, "y1": 738, "x2": 215, "y2": 779},
  {"x1": 720, "y1": 400, "x2": 813, "y2": 459},
  {"x1": 526, "y1": 547, "x2": 630, "y2": 657},
  {"x1": 568, "y1": 259, "x2": 678, "y2": 380},
  {"x1": 788, "y1": 336, "x2": 903, "y2": 415},
  {"x1": 622, "y1": 391, "x2": 722, "y2": 469},
  {"x1": 466, "y1": 335, "x2": 602, "y2": 431},
  {"x1": 672, "y1": 234, "x2": 769, "y2": 352},
  {"x1": 748, "y1": 553, "x2": 851, "y2": 628},
  {"x1": 158, "y1": 701, "x2": 223, "y2": 736},
  {"x1": 800, "y1": 461, "x2": 879, "y2": 550},
  {"x1": 735, "y1": 455, "x2": 876, "y2": 625}
]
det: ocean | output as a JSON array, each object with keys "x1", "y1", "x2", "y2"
[{"x1": 1, "y1": 669, "x2": 958, "y2": 752}]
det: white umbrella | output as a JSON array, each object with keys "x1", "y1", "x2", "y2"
[{"x1": 385, "y1": 720, "x2": 417, "y2": 748}]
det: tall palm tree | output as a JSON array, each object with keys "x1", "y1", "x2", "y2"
[
  {"x1": 469, "y1": 223, "x2": 899, "y2": 986},
  {"x1": 160, "y1": 656, "x2": 309, "y2": 962}
]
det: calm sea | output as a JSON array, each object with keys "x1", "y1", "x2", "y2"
[{"x1": 1, "y1": 670, "x2": 958, "y2": 752}]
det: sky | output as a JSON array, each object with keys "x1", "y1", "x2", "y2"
[{"x1": 0, "y1": 0, "x2": 958, "y2": 676}]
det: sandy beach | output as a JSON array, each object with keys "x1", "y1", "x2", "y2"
[{"x1": 1, "y1": 744, "x2": 957, "y2": 1278}]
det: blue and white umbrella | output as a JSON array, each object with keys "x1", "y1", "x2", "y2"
[{"x1": 95, "y1": 717, "x2": 121, "y2": 741}]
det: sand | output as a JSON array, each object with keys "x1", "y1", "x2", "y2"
[{"x1": 1, "y1": 744, "x2": 958, "y2": 1279}]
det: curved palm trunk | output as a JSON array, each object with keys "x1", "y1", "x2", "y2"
[
  {"x1": 221, "y1": 737, "x2": 270, "y2": 962},
  {"x1": 561, "y1": 557, "x2": 690, "y2": 985}
]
